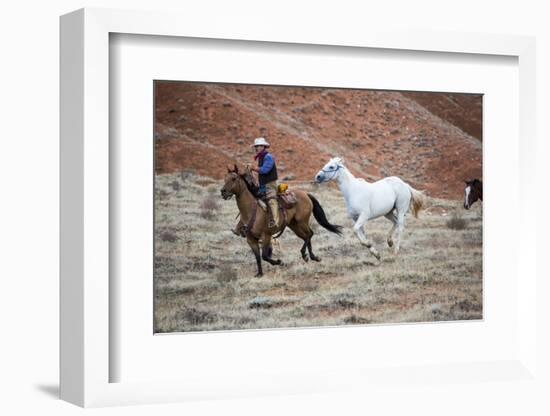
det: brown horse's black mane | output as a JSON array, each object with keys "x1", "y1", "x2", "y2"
[
  {"x1": 240, "y1": 172, "x2": 261, "y2": 198},
  {"x1": 229, "y1": 165, "x2": 261, "y2": 198}
]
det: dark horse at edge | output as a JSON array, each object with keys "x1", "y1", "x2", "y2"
[{"x1": 464, "y1": 179, "x2": 482, "y2": 209}]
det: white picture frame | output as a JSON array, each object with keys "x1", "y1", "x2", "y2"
[{"x1": 60, "y1": 7, "x2": 538, "y2": 408}]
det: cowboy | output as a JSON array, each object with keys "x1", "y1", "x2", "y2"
[{"x1": 250, "y1": 137, "x2": 280, "y2": 229}]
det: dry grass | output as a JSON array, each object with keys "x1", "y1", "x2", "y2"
[{"x1": 154, "y1": 172, "x2": 483, "y2": 333}]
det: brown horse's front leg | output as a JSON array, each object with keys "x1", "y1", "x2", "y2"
[
  {"x1": 247, "y1": 236, "x2": 263, "y2": 277},
  {"x1": 232, "y1": 219, "x2": 246, "y2": 237}
]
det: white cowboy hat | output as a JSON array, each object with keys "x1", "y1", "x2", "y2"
[{"x1": 251, "y1": 137, "x2": 270, "y2": 147}]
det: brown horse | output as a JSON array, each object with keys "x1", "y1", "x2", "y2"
[{"x1": 221, "y1": 166, "x2": 342, "y2": 277}]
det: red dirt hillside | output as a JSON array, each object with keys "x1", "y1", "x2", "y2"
[
  {"x1": 155, "y1": 82, "x2": 482, "y2": 199},
  {"x1": 403, "y1": 91, "x2": 482, "y2": 141}
]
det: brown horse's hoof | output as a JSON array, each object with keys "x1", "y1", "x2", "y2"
[
  {"x1": 311, "y1": 256, "x2": 321, "y2": 262},
  {"x1": 255, "y1": 272, "x2": 263, "y2": 278},
  {"x1": 302, "y1": 255, "x2": 309, "y2": 262}
]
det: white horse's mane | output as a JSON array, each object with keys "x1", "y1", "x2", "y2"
[
  {"x1": 330, "y1": 157, "x2": 365, "y2": 181},
  {"x1": 331, "y1": 156, "x2": 345, "y2": 166}
]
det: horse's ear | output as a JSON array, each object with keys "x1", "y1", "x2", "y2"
[
  {"x1": 227, "y1": 165, "x2": 232, "y2": 173},
  {"x1": 234, "y1": 164, "x2": 239, "y2": 174}
]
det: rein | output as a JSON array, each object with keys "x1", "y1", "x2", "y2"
[{"x1": 321, "y1": 165, "x2": 342, "y2": 182}]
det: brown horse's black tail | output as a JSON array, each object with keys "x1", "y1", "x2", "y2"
[{"x1": 308, "y1": 194, "x2": 343, "y2": 235}]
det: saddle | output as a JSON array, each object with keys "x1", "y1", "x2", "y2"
[
  {"x1": 277, "y1": 191, "x2": 297, "y2": 209},
  {"x1": 256, "y1": 187, "x2": 297, "y2": 211}
]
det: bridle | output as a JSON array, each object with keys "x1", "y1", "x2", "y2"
[
  {"x1": 221, "y1": 173, "x2": 244, "y2": 199},
  {"x1": 320, "y1": 164, "x2": 342, "y2": 182}
]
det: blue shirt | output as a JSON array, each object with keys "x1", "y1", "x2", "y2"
[
  {"x1": 258, "y1": 153, "x2": 275, "y2": 175},
  {"x1": 257, "y1": 153, "x2": 275, "y2": 193}
]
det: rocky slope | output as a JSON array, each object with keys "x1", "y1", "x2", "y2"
[{"x1": 155, "y1": 82, "x2": 482, "y2": 199}]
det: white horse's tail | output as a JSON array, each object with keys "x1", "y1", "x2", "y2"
[{"x1": 408, "y1": 185, "x2": 427, "y2": 218}]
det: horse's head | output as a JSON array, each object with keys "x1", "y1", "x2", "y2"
[
  {"x1": 464, "y1": 179, "x2": 482, "y2": 209},
  {"x1": 314, "y1": 157, "x2": 345, "y2": 183},
  {"x1": 220, "y1": 165, "x2": 245, "y2": 200}
]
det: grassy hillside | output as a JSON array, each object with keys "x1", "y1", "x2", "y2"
[{"x1": 154, "y1": 173, "x2": 482, "y2": 333}]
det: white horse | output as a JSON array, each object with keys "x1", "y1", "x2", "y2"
[{"x1": 314, "y1": 157, "x2": 426, "y2": 259}]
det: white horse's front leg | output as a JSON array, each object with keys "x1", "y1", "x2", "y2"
[{"x1": 353, "y1": 213, "x2": 381, "y2": 260}]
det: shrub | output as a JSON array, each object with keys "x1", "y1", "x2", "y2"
[
  {"x1": 446, "y1": 213, "x2": 467, "y2": 230},
  {"x1": 216, "y1": 266, "x2": 238, "y2": 284},
  {"x1": 178, "y1": 307, "x2": 217, "y2": 326},
  {"x1": 200, "y1": 210, "x2": 214, "y2": 220},
  {"x1": 170, "y1": 180, "x2": 181, "y2": 191},
  {"x1": 157, "y1": 189, "x2": 169, "y2": 200},
  {"x1": 248, "y1": 296, "x2": 273, "y2": 309},
  {"x1": 343, "y1": 315, "x2": 370, "y2": 325},
  {"x1": 334, "y1": 297, "x2": 358, "y2": 309},
  {"x1": 159, "y1": 230, "x2": 178, "y2": 243},
  {"x1": 180, "y1": 169, "x2": 194, "y2": 181},
  {"x1": 200, "y1": 195, "x2": 221, "y2": 220}
]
